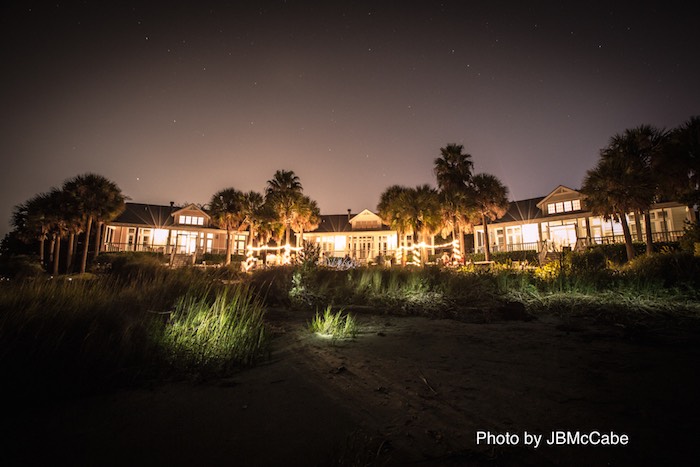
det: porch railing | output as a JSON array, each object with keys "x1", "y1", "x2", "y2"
[
  {"x1": 102, "y1": 242, "x2": 243, "y2": 256},
  {"x1": 473, "y1": 230, "x2": 685, "y2": 255},
  {"x1": 473, "y1": 241, "x2": 539, "y2": 254}
]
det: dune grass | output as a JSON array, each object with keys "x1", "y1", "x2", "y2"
[
  {"x1": 0, "y1": 268, "x2": 268, "y2": 401},
  {"x1": 310, "y1": 306, "x2": 357, "y2": 339},
  {"x1": 163, "y1": 285, "x2": 268, "y2": 373},
  {"x1": 1, "y1": 249, "x2": 698, "y2": 403}
]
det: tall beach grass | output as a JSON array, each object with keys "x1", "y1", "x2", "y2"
[{"x1": 0, "y1": 268, "x2": 268, "y2": 402}]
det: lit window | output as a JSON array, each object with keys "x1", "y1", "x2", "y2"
[
  {"x1": 555, "y1": 202, "x2": 564, "y2": 213},
  {"x1": 197, "y1": 217, "x2": 204, "y2": 225},
  {"x1": 563, "y1": 201, "x2": 572, "y2": 211},
  {"x1": 572, "y1": 199, "x2": 581, "y2": 210},
  {"x1": 547, "y1": 203, "x2": 556, "y2": 214}
]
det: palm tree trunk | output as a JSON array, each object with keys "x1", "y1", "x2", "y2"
[
  {"x1": 80, "y1": 216, "x2": 93, "y2": 274},
  {"x1": 39, "y1": 236, "x2": 45, "y2": 264},
  {"x1": 93, "y1": 221, "x2": 104, "y2": 260},
  {"x1": 457, "y1": 225, "x2": 464, "y2": 263},
  {"x1": 53, "y1": 234, "x2": 61, "y2": 276},
  {"x1": 225, "y1": 230, "x2": 232, "y2": 266},
  {"x1": 644, "y1": 210, "x2": 654, "y2": 255},
  {"x1": 620, "y1": 214, "x2": 635, "y2": 261},
  {"x1": 248, "y1": 225, "x2": 255, "y2": 258},
  {"x1": 483, "y1": 214, "x2": 491, "y2": 262},
  {"x1": 285, "y1": 226, "x2": 291, "y2": 246},
  {"x1": 634, "y1": 210, "x2": 644, "y2": 242},
  {"x1": 66, "y1": 232, "x2": 75, "y2": 273},
  {"x1": 401, "y1": 232, "x2": 407, "y2": 266}
]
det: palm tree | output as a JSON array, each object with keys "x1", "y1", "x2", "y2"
[
  {"x1": 265, "y1": 170, "x2": 304, "y2": 246},
  {"x1": 63, "y1": 173, "x2": 125, "y2": 273},
  {"x1": 434, "y1": 144, "x2": 475, "y2": 260},
  {"x1": 239, "y1": 190, "x2": 266, "y2": 255},
  {"x1": 378, "y1": 185, "x2": 441, "y2": 265},
  {"x1": 434, "y1": 143, "x2": 474, "y2": 192},
  {"x1": 209, "y1": 188, "x2": 245, "y2": 266},
  {"x1": 257, "y1": 199, "x2": 286, "y2": 247},
  {"x1": 62, "y1": 194, "x2": 84, "y2": 274},
  {"x1": 662, "y1": 116, "x2": 700, "y2": 216},
  {"x1": 585, "y1": 126, "x2": 666, "y2": 257},
  {"x1": 404, "y1": 185, "x2": 443, "y2": 264},
  {"x1": 42, "y1": 188, "x2": 71, "y2": 275},
  {"x1": 290, "y1": 195, "x2": 321, "y2": 246},
  {"x1": 470, "y1": 173, "x2": 509, "y2": 262},
  {"x1": 377, "y1": 185, "x2": 412, "y2": 265},
  {"x1": 581, "y1": 157, "x2": 637, "y2": 261},
  {"x1": 11, "y1": 192, "x2": 54, "y2": 266}
]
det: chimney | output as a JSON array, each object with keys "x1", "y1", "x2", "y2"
[{"x1": 347, "y1": 209, "x2": 352, "y2": 221}]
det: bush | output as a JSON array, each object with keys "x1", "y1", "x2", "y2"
[
  {"x1": 465, "y1": 250, "x2": 538, "y2": 265},
  {"x1": 0, "y1": 255, "x2": 45, "y2": 279},
  {"x1": 248, "y1": 265, "x2": 295, "y2": 307},
  {"x1": 94, "y1": 252, "x2": 168, "y2": 279},
  {"x1": 623, "y1": 252, "x2": 700, "y2": 288},
  {"x1": 567, "y1": 249, "x2": 606, "y2": 274},
  {"x1": 679, "y1": 221, "x2": 700, "y2": 254},
  {"x1": 587, "y1": 241, "x2": 681, "y2": 265},
  {"x1": 200, "y1": 253, "x2": 226, "y2": 265}
]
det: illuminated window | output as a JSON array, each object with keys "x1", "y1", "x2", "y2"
[
  {"x1": 548, "y1": 200, "x2": 581, "y2": 214},
  {"x1": 179, "y1": 215, "x2": 204, "y2": 225}
]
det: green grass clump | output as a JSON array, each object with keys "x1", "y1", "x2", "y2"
[
  {"x1": 310, "y1": 306, "x2": 357, "y2": 339},
  {"x1": 0, "y1": 269, "x2": 270, "y2": 402},
  {"x1": 162, "y1": 286, "x2": 268, "y2": 373}
]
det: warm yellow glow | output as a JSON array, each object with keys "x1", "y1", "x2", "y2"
[
  {"x1": 333, "y1": 235, "x2": 346, "y2": 251},
  {"x1": 153, "y1": 228, "x2": 169, "y2": 244},
  {"x1": 522, "y1": 224, "x2": 539, "y2": 243},
  {"x1": 452, "y1": 239, "x2": 462, "y2": 262}
]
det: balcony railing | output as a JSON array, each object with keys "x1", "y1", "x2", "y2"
[
  {"x1": 474, "y1": 241, "x2": 539, "y2": 254},
  {"x1": 102, "y1": 242, "x2": 243, "y2": 256},
  {"x1": 474, "y1": 230, "x2": 685, "y2": 254},
  {"x1": 586, "y1": 230, "x2": 684, "y2": 245}
]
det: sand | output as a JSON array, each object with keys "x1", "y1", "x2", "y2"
[{"x1": 3, "y1": 307, "x2": 699, "y2": 466}]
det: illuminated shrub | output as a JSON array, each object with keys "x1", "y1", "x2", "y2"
[
  {"x1": 162, "y1": 286, "x2": 268, "y2": 373},
  {"x1": 309, "y1": 306, "x2": 357, "y2": 339}
]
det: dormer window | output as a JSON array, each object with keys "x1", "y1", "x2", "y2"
[
  {"x1": 547, "y1": 199, "x2": 581, "y2": 214},
  {"x1": 179, "y1": 215, "x2": 204, "y2": 225}
]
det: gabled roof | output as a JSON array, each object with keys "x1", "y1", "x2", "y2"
[
  {"x1": 349, "y1": 209, "x2": 381, "y2": 223},
  {"x1": 492, "y1": 197, "x2": 546, "y2": 224},
  {"x1": 313, "y1": 215, "x2": 353, "y2": 233},
  {"x1": 172, "y1": 203, "x2": 211, "y2": 220},
  {"x1": 536, "y1": 185, "x2": 581, "y2": 209},
  {"x1": 111, "y1": 203, "x2": 178, "y2": 228},
  {"x1": 311, "y1": 211, "x2": 392, "y2": 233}
]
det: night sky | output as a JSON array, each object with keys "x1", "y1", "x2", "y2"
[{"x1": 2, "y1": 1, "x2": 699, "y2": 238}]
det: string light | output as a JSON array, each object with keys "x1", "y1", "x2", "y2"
[{"x1": 241, "y1": 238, "x2": 459, "y2": 269}]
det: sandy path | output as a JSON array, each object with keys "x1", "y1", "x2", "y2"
[{"x1": 3, "y1": 308, "x2": 699, "y2": 466}]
